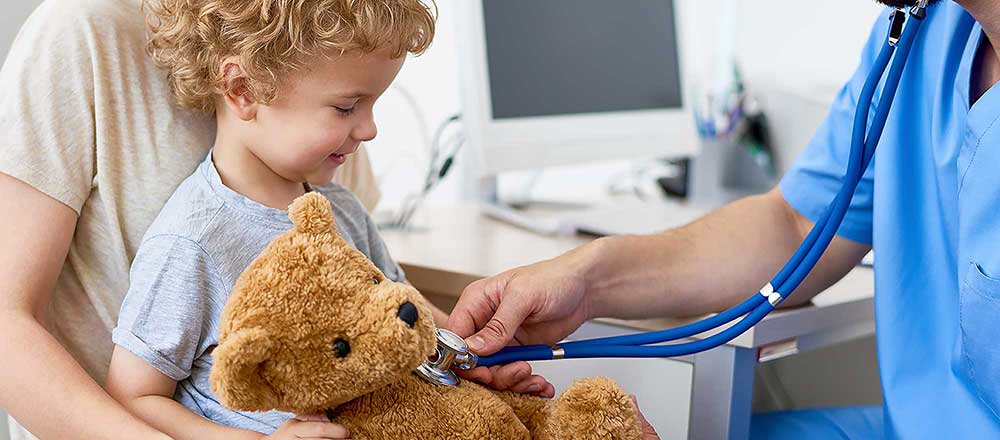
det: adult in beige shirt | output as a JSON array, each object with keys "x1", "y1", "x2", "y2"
[{"x1": 0, "y1": 0, "x2": 383, "y2": 438}]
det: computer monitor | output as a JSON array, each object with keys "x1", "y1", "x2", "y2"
[{"x1": 456, "y1": 0, "x2": 699, "y2": 175}]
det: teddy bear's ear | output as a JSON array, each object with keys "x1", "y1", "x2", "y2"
[
  {"x1": 210, "y1": 327, "x2": 280, "y2": 411},
  {"x1": 288, "y1": 192, "x2": 337, "y2": 235}
]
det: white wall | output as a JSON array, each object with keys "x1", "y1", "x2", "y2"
[
  {"x1": 730, "y1": 1, "x2": 883, "y2": 90},
  {"x1": 0, "y1": 0, "x2": 40, "y2": 60},
  {"x1": 727, "y1": 1, "x2": 883, "y2": 171}
]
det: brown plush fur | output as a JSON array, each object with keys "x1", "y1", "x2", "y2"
[{"x1": 210, "y1": 192, "x2": 642, "y2": 439}]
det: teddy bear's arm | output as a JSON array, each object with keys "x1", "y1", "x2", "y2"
[
  {"x1": 492, "y1": 377, "x2": 644, "y2": 440},
  {"x1": 490, "y1": 390, "x2": 560, "y2": 439}
]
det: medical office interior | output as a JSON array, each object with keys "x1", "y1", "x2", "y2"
[{"x1": 0, "y1": 0, "x2": 886, "y2": 438}]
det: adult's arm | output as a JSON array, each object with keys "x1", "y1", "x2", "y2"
[
  {"x1": 448, "y1": 188, "x2": 870, "y2": 356},
  {"x1": 0, "y1": 174, "x2": 171, "y2": 440}
]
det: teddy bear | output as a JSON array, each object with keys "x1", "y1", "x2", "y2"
[{"x1": 210, "y1": 192, "x2": 642, "y2": 439}]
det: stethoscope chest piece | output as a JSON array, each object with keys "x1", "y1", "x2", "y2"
[{"x1": 415, "y1": 328, "x2": 479, "y2": 387}]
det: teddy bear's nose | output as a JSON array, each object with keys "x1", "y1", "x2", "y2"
[{"x1": 397, "y1": 301, "x2": 418, "y2": 328}]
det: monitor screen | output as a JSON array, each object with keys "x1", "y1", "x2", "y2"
[{"x1": 482, "y1": 0, "x2": 683, "y2": 120}]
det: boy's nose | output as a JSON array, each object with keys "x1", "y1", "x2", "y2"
[
  {"x1": 397, "y1": 301, "x2": 418, "y2": 328},
  {"x1": 353, "y1": 117, "x2": 377, "y2": 142}
]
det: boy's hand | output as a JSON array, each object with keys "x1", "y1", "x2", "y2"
[{"x1": 263, "y1": 414, "x2": 351, "y2": 439}]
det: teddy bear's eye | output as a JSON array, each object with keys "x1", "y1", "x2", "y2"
[
  {"x1": 372, "y1": 276, "x2": 380, "y2": 285},
  {"x1": 332, "y1": 338, "x2": 351, "y2": 358}
]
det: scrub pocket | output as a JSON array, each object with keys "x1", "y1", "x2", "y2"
[{"x1": 960, "y1": 262, "x2": 1000, "y2": 417}]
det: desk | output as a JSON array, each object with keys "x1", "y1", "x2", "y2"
[{"x1": 381, "y1": 203, "x2": 875, "y2": 440}]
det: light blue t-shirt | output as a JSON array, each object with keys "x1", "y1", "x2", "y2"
[
  {"x1": 779, "y1": 2, "x2": 1000, "y2": 437},
  {"x1": 112, "y1": 153, "x2": 405, "y2": 434}
]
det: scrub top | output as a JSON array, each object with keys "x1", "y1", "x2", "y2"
[{"x1": 773, "y1": 2, "x2": 1000, "y2": 438}]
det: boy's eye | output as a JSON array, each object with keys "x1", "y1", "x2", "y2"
[{"x1": 333, "y1": 106, "x2": 354, "y2": 115}]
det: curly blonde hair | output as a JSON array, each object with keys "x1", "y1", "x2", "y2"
[{"x1": 145, "y1": 0, "x2": 436, "y2": 112}]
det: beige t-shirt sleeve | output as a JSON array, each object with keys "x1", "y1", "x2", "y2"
[{"x1": 0, "y1": 0, "x2": 97, "y2": 215}]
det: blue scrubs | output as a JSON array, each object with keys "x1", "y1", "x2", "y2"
[{"x1": 756, "y1": 2, "x2": 1000, "y2": 438}]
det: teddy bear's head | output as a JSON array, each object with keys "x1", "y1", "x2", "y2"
[{"x1": 210, "y1": 192, "x2": 437, "y2": 414}]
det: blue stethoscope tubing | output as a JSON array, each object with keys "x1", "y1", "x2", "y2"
[{"x1": 477, "y1": 6, "x2": 926, "y2": 368}]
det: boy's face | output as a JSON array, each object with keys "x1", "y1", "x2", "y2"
[{"x1": 245, "y1": 50, "x2": 405, "y2": 185}]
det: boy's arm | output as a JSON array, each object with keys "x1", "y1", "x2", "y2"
[
  {"x1": 106, "y1": 347, "x2": 263, "y2": 440},
  {"x1": 111, "y1": 235, "x2": 257, "y2": 437}
]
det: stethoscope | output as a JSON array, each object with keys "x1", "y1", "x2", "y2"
[{"x1": 416, "y1": 1, "x2": 928, "y2": 387}]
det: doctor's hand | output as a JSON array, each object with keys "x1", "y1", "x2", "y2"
[
  {"x1": 633, "y1": 396, "x2": 661, "y2": 439},
  {"x1": 446, "y1": 252, "x2": 596, "y2": 396},
  {"x1": 448, "y1": 253, "x2": 594, "y2": 355},
  {"x1": 454, "y1": 360, "x2": 555, "y2": 398}
]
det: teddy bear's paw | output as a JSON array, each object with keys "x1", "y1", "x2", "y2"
[{"x1": 554, "y1": 377, "x2": 642, "y2": 440}]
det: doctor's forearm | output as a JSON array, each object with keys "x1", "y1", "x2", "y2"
[{"x1": 582, "y1": 189, "x2": 870, "y2": 320}]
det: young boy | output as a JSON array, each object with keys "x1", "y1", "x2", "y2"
[{"x1": 104, "y1": 0, "x2": 445, "y2": 438}]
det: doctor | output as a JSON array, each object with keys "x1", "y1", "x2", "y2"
[{"x1": 447, "y1": 0, "x2": 1000, "y2": 437}]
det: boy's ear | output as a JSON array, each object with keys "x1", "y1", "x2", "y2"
[
  {"x1": 219, "y1": 58, "x2": 257, "y2": 121},
  {"x1": 209, "y1": 327, "x2": 279, "y2": 411}
]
